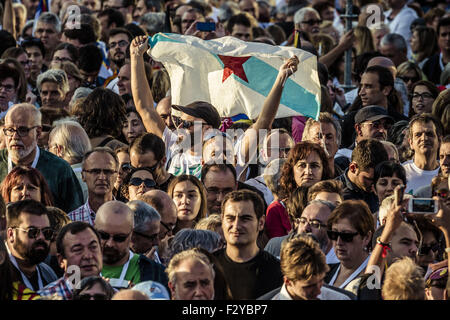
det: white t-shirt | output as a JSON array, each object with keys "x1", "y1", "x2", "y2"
[{"x1": 402, "y1": 160, "x2": 440, "y2": 195}]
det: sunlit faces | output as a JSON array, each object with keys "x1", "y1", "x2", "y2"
[
  {"x1": 357, "y1": 118, "x2": 391, "y2": 141},
  {"x1": 203, "y1": 168, "x2": 236, "y2": 214},
  {"x1": 231, "y1": 24, "x2": 252, "y2": 41},
  {"x1": 169, "y1": 258, "x2": 215, "y2": 300},
  {"x1": 181, "y1": 11, "x2": 204, "y2": 34},
  {"x1": 293, "y1": 151, "x2": 324, "y2": 187},
  {"x1": 409, "y1": 121, "x2": 440, "y2": 156},
  {"x1": 416, "y1": 231, "x2": 439, "y2": 270},
  {"x1": 285, "y1": 273, "x2": 325, "y2": 300},
  {"x1": 411, "y1": 85, "x2": 435, "y2": 115},
  {"x1": 439, "y1": 142, "x2": 450, "y2": 177},
  {"x1": 82, "y1": 152, "x2": 118, "y2": 197},
  {"x1": 10, "y1": 175, "x2": 41, "y2": 202},
  {"x1": 117, "y1": 64, "x2": 131, "y2": 96},
  {"x1": 300, "y1": 11, "x2": 321, "y2": 34},
  {"x1": 8, "y1": 212, "x2": 51, "y2": 265},
  {"x1": 108, "y1": 33, "x2": 130, "y2": 66},
  {"x1": 296, "y1": 203, "x2": 330, "y2": 249},
  {"x1": 173, "y1": 180, "x2": 202, "y2": 223},
  {"x1": 388, "y1": 223, "x2": 418, "y2": 265},
  {"x1": 122, "y1": 111, "x2": 145, "y2": 144},
  {"x1": 59, "y1": 227, "x2": 103, "y2": 278},
  {"x1": 359, "y1": 72, "x2": 390, "y2": 107},
  {"x1": 305, "y1": 122, "x2": 338, "y2": 158},
  {"x1": 128, "y1": 170, "x2": 156, "y2": 200},
  {"x1": 331, "y1": 218, "x2": 370, "y2": 265},
  {"x1": 40, "y1": 81, "x2": 65, "y2": 108},
  {"x1": 375, "y1": 174, "x2": 404, "y2": 203},
  {"x1": 221, "y1": 200, "x2": 264, "y2": 247},
  {"x1": 263, "y1": 132, "x2": 294, "y2": 163},
  {"x1": 130, "y1": 149, "x2": 157, "y2": 168},
  {"x1": 202, "y1": 136, "x2": 235, "y2": 165}
]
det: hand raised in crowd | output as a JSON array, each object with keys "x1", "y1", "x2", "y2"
[
  {"x1": 431, "y1": 196, "x2": 450, "y2": 236},
  {"x1": 131, "y1": 35, "x2": 149, "y2": 58},
  {"x1": 277, "y1": 55, "x2": 299, "y2": 86},
  {"x1": 184, "y1": 20, "x2": 203, "y2": 38},
  {"x1": 338, "y1": 29, "x2": 355, "y2": 51}
]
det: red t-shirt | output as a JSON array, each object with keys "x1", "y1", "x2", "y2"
[{"x1": 265, "y1": 200, "x2": 291, "y2": 239}]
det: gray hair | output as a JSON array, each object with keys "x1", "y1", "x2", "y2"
[
  {"x1": 168, "y1": 229, "x2": 223, "y2": 261},
  {"x1": 7, "y1": 103, "x2": 42, "y2": 126},
  {"x1": 49, "y1": 119, "x2": 92, "y2": 164},
  {"x1": 263, "y1": 158, "x2": 287, "y2": 195},
  {"x1": 35, "y1": 12, "x2": 62, "y2": 33},
  {"x1": 378, "y1": 193, "x2": 413, "y2": 225},
  {"x1": 36, "y1": 69, "x2": 69, "y2": 94},
  {"x1": 127, "y1": 200, "x2": 161, "y2": 233},
  {"x1": 380, "y1": 33, "x2": 407, "y2": 52},
  {"x1": 70, "y1": 87, "x2": 93, "y2": 106},
  {"x1": 140, "y1": 12, "x2": 165, "y2": 35},
  {"x1": 307, "y1": 199, "x2": 337, "y2": 212},
  {"x1": 302, "y1": 112, "x2": 342, "y2": 147},
  {"x1": 293, "y1": 7, "x2": 319, "y2": 26}
]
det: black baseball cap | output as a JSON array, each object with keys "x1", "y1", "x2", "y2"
[
  {"x1": 354, "y1": 105, "x2": 394, "y2": 124},
  {"x1": 172, "y1": 101, "x2": 221, "y2": 129}
]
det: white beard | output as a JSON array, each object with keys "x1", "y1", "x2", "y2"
[{"x1": 8, "y1": 140, "x2": 37, "y2": 162}]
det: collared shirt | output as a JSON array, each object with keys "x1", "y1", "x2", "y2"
[
  {"x1": 38, "y1": 276, "x2": 73, "y2": 300},
  {"x1": 68, "y1": 199, "x2": 96, "y2": 226}
]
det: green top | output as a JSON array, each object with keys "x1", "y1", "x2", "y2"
[
  {"x1": 0, "y1": 148, "x2": 84, "y2": 213},
  {"x1": 102, "y1": 253, "x2": 141, "y2": 285}
]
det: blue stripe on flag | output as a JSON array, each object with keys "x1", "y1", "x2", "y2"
[
  {"x1": 149, "y1": 33, "x2": 183, "y2": 48},
  {"x1": 213, "y1": 54, "x2": 319, "y2": 120}
]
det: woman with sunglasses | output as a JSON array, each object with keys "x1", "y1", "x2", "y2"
[
  {"x1": 325, "y1": 200, "x2": 374, "y2": 290},
  {"x1": 119, "y1": 167, "x2": 157, "y2": 202},
  {"x1": 408, "y1": 80, "x2": 439, "y2": 118},
  {"x1": 168, "y1": 175, "x2": 208, "y2": 234},
  {"x1": 279, "y1": 141, "x2": 332, "y2": 199},
  {"x1": 72, "y1": 276, "x2": 115, "y2": 300},
  {"x1": 414, "y1": 216, "x2": 443, "y2": 276},
  {"x1": 397, "y1": 61, "x2": 424, "y2": 94},
  {"x1": 1, "y1": 166, "x2": 54, "y2": 206}
]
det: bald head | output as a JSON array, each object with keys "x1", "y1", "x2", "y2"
[
  {"x1": 367, "y1": 57, "x2": 397, "y2": 78},
  {"x1": 156, "y1": 97, "x2": 174, "y2": 130},
  {"x1": 95, "y1": 200, "x2": 134, "y2": 229},
  {"x1": 112, "y1": 289, "x2": 149, "y2": 300}
]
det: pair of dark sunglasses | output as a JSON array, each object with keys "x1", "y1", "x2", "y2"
[
  {"x1": 418, "y1": 243, "x2": 440, "y2": 256},
  {"x1": 327, "y1": 230, "x2": 359, "y2": 242},
  {"x1": 133, "y1": 230, "x2": 159, "y2": 242},
  {"x1": 14, "y1": 227, "x2": 55, "y2": 241},
  {"x1": 121, "y1": 163, "x2": 132, "y2": 172},
  {"x1": 172, "y1": 116, "x2": 207, "y2": 129},
  {"x1": 129, "y1": 177, "x2": 156, "y2": 188},
  {"x1": 97, "y1": 230, "x2": 130, "y2": 243},
  {"x1": 74, "y1": 293, "x2": 108, "y2": 300}
]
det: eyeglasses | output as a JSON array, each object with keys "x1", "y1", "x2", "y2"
[
  {"x1": 133, "y1": 230, "x2": 159, "y2": 242},
  {"x1": 109, "y1": 40, "x2": 129, "y2": 49},
  {"x1": 434, "y1": 189, "x2": 449, "y2": 199},
  {"x1": 297, "y1": 217, "x2": 327, "y2": 230},
  {"x1": 14, "y1": 227, "x2": 55, "y2": 241},
  {"x1": 399, "y1": 76, "x2": 419, "y2": 83},
  {"x1": 362, "y1": 120, "x2": 392, "y2": 131},
  {"x1": 41, "y1": 124, "x2": 52, "y2": 132},
  {"x1": 160, "y1": 221, "x2": 175, "y2": 235},
  {"x1": 120, "y1": 163, "x2": 132, "y2": 173},
  {"x1": 83, "y1": 168, "x2": 117, "y2": 176},
  {"x1": 52, "y1": 56, "x2": 73, "y2": 63},
  {"x1": 412, "y1": 92, "x2": 434, "y2": 100},
  {"x1": 129, "y1": 177, "x2": 156, "y2": 188},
  {"x1": 301, "y1": 19, "x2": 322, "y2": 25},
  {"x1": 418, "y1": 243, "x2": 440, "y2": 255},
  {"x1": 74, "y1": 293, "x2": 108, "y2": 300},
  {"x1": 3, "y1": 126, "x2": 38, "y2": 137},
  {"x1": 97, "y1": 230, "x2": 131, "y2": 243},
  {"x1": 327, "y1": 230, "x2": 360, "y2": 242},
  {"x1": 0, "y1": 83, "x2": 15, "y2": 92},
  {"x1": 172, "y1": 116, "x2": 207, "y2": 129}
]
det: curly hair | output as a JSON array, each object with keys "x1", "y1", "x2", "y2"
[
  {"x1": 279, "y1": 141, "x2": 332, "y2": 198},
  {"x1": 1, "y1": 166, "x2": 54, "y2": 206},
  {"x1": 76, "y1": 87, "x2": 127, "y2": 138}
]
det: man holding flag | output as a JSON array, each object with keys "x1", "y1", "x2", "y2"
[{"x1": 130, "y1": 33, "x2": 319, "y2": 178}]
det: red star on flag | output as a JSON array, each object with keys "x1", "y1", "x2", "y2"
[{"x1": 218, "y1": 55, "x2": 251, "y2": 83}]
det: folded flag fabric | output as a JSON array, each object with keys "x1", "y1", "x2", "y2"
[{"x1": 148, "y1": 33, "x2": 321, "y2": 120}]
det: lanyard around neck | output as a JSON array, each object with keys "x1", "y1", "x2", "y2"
[{"x1": 9, "y1": 253, "x2": 43, "y2": 291}]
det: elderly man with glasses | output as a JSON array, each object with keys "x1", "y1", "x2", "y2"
[
  {"x1": 0, "y1": 103, "x2": 83, "y2": 213},
  {"x1": 94, "y1": 200, "x2": 168, "y2": 291}
]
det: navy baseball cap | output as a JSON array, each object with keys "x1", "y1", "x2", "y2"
[{"x1": 354, "y1": 105, "x2": 394, "y2": 124}]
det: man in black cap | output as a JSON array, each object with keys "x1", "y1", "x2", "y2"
[{"x1": 335, "y1": 105, "x2": 394, "y2": 164}]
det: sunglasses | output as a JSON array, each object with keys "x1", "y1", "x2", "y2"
[
  {"x1": 97, "y1": 230, "x2": 130, "y2": 243},
  {"x1": 129, "y1": 177, "x2": 156, "y2": 188},
  {"x1": 120, "y1": 163, "x2": 132, "y2": 172},
  {"x1": 41, "y1": 125, "x2": 52, "y2": 132},
  {"x1": 14, "y1": 227, "x2": 55, "y2": 241},
  {"x1": 75, "y1": 293, "x2": 108, "y2": 300},
  {"x1": 418, "y1": 243, "x2": 440, "y2": 256},
  {"x1": 301, "y1": 19, "x2": 322, "y2": 25},
  {"x1": 327, "y1": 230, "x2": 359, "y2": 242},
  {"x1": 172, "y1": 116, "x2": 207, "y2": 129},
  {"x1": 133, "y1": 230, "x2": 159, "y2": 242}
]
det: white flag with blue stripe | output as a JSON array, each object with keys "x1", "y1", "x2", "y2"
[{"x1": 148, "y1": 33, "x2": 321, "y2": 120}]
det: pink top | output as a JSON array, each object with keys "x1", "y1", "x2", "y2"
[
  {"x1": 265, "y1": 200, "x2": 292, "y2": 239},
  {"x1": 292, "y1": 115, "x2": 307, "y2": 143}
]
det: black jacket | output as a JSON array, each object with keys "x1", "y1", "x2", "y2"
[{"x1": 138, "y1": 254, "x2": 169, "y2": 291}]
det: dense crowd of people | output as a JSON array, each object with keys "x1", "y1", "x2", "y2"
[{"x1": 0, "y1": 0, "x2": 450, "y2": 301}]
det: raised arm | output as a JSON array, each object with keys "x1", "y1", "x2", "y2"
[
  {"x1": 130, "y1": 35, "x2": 166, "y2": 137},
  {"x1": 431, "y1": 197, "x2": 450, "y2": 273},
  {"x1": 3, "y1": 0, "x2": 16, "y2": 39},
  {"x1": 240, "y1": 55, "x2": 299, "y2": 163},
  {"x1": 319, "y1": 29, "x2": 354, "y2": 68}
]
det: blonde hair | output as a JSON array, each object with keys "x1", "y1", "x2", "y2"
[
  {"x1": 195, "y1": 214, "x2": 222, "y2": 232},
  {"x1": 280, "y1": 235, "x2": 329, "y2": 281},
  {"x1": 382, "y1": 257, "x2": 425, "y2": 300}
]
